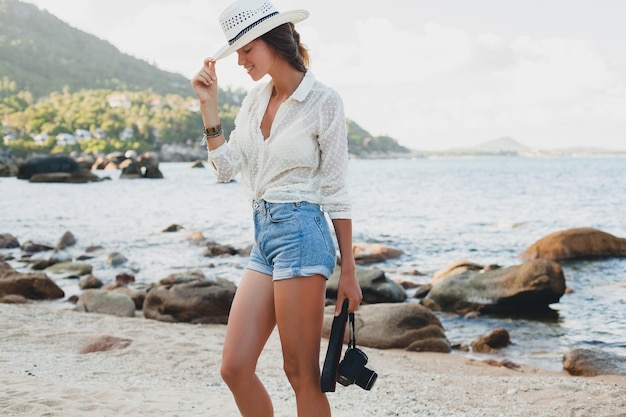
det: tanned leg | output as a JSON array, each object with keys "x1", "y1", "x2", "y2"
[
  {"x1": 221, "y1": 269, "x2": 277, "y2": 417},
  {"x1": 274, "y1": 275, "x2": 331, "y2": 417}
]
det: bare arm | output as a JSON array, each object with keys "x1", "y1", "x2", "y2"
[
  {"x1": 331, "y1": 218, "x2": 363, "y2": 315},
  {"x1": 190, "y1": 58, "x2": 225, "y2": 151}
]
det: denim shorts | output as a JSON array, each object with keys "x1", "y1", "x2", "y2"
[{"x1": 247, "y1": 200, "x2": 337, "y2": 281}]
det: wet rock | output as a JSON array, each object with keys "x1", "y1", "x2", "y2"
[
  {"x1": 0, "y1": 234, "x2": 20, "y2": 249},
  {"x1": 20, "y1": 240, "x2": 54, "y2": 253},
  {"x1": 56, "y1": 231, "x2": 77, "y2": 250},
  {"x1": 107, "y1": 252, "x2": 128, "y2": 266},
  {"x1": 352, "y1": 243, "x2": 404, "y2": 265},
  {"x1": 520, "y1": 227, "x2": 626, "y2": 261},
  {"x1": 423, "y1": 259, "x2": 565, "y2": 314},
  {"x1": 45, "y1": 262, "x2": 93, "y2": 278},
  {"x1": 17, "y1": 155, "x2": 81, "y2": 180},
  {"x1": 471, "y1": 328, "x2": 512, "y2": 354},
  {"x1": 79, "y1": 274, "x2": 104, "y2": 290},
  {"x1": 327, "y1": 267, "x2": 407, "y2": 304}
]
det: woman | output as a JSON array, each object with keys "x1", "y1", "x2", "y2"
[{"x1": 190, "y1": 1, "x2": 362, "y2": 416}]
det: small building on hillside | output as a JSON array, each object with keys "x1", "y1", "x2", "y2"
[
  {"x1": 55, "y1": 133, "x2": 77, "y2": 146},
  {"x1": 74, "y1": 129, "x2": 92, "y2": 141}
]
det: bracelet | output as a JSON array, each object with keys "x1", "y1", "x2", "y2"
[{"x1": 201, "y1": 124, "x2": 222, "y2": 145}]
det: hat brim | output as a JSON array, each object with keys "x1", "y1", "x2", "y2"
[{"x1": 212, "y1": 10, "x2": 309, "y2": 60}]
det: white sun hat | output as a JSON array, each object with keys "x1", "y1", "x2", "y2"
[{"x1": 212, "y1": 0, "x2": 309, "y2": 60}]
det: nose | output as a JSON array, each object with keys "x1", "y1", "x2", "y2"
[{"x1": 237, "y1": 51, "x2": 245, "y2": 67}]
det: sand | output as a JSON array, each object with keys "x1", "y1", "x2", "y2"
[{"x1": 1, "y1": 303, "x2": 625, "y2": 417}]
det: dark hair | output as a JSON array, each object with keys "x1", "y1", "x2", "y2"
[{"x1": 260, "y1": 23, "x2": 309, "y2": 72}]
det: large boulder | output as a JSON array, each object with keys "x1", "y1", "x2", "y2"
[
  {"x1": 17, "y1": 155, "x2": 81, "y2": 180},
  {"x1": 142, "y1": 277, "x2": 236, "y2": 324},
  {"x1": 520, "y1": 227, "x2": 626, "y2": 261},
  {"x1": 327, "y1": 267, "x2": 407, "y2": 304},
  {"x1": 29, "y1": 171, "x2": 102, "y2": 183},
  {"x1": 422, "y1": 259, "x2": 566, "y2": 314},
  {"x1": 563, "y1": 348, "x2": 626, "y2": 376},
  {"x1": 323, "y1": 303, "x2": 450, "y2": 352},
  {"x1": 0, "y1": 262, "x2": 64, "y2": 300}
]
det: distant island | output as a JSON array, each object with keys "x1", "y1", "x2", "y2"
[{"x1": 420, "y1": 137, "x2": 625, "y2": 157}]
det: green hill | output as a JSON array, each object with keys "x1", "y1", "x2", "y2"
[
  {"x1": 0, "y1": 0, "x2": 190, "y2": 97},
  {"x1": 0, "y1": 0, "x2": 410, "y2": 158}
]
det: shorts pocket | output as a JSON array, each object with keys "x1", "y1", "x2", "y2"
[
  {"x1": 267, "y1": 203, "x2": 297, "y2": 223},
  {"x1": 314, "y1": 215, "x2": 336, "y2": 255}
]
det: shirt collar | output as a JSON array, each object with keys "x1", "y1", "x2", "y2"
[
  {"x1": 264, "y1": 70, "x2": 315, "y2": 103},
  {"x1": 291, "y1": 71, "x2": 315, "y2": 102}
]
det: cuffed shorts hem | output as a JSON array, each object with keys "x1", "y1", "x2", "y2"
[{"x1": 246, "y1": 262, "x2": 333, "y2": 281}]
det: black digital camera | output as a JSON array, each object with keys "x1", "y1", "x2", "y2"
[{"x1": 337, "y1": 347, "x2": 377, "y2": 390}]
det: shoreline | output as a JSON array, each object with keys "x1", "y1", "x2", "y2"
[{"x1": 1, "y1": 303, "x2": 625, "y2": 417}]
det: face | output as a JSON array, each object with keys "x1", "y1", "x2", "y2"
[{"x1": 237, "y1": 39, "x2": 275, "y2": 81}]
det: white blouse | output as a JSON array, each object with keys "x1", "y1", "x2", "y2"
[{"x1": 208, "y1": 71, "x2": 351, "y2": 219}]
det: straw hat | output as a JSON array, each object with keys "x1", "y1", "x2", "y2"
[{"x1": 212, "y1": 0, "x2": 309, "y2": 60}]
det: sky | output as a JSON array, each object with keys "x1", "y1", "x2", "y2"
[{"x1": 23, "y1": 0, "x2": 626, "y2": 151}]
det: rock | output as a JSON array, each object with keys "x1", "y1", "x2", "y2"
[
  {"x1": 423, "y1": 259, "x2": 566, "y2": 314},
  {"x1": 352, "y1": 243, "x2": 404, "y2": 265},
  {"x1": 0, "y1": 233, "x2": 20, "y2": 249},
  {"x1": 142, "y1": 277, "x2": 236, "y2": 324},
  {"x1": 29, "y1": 170, "x2": 102, "y2": 183},
  {"x1": 79, "y1": 274, "x2": 104, "y2": 290},
  {"x1": 20, "y1": 240, "x2": 54, "y2": 253},
  {"x1": 162, "y1": 224, "x2": 184, "y2": 232},
  {"x1": 327, "y1": 267, "x2": 407, "y2": 304},
  {"x1": 0, "y1": 262, "x2": 64, "y2": 300},
  {"x1": 471, "y1": 328, "x2": 512, "y2": 354},
  {"x1": 186, "y1": 231, "x2": 205, "y2": 242},
  {"x1": 108, "y1": 285, "x2": 146, "y2": 310},
  {"x1": 45, "y1": 262, "x2": 93, "y2": 278},
  {"x1": 203, "y1": 243, "x2": 239, "y2": 257},
  {"x1": 75, "y1": 289, "x2": 136, "y2": 317},
  {"x1": 563, "y1": 348, "x2": 626, "y2": 376},
  {"x1": 79, "y1": 335, "x2": 133, "y2": 354},
  {"x1": 56, "y1": 231, "x2": 77, "y2": 250},
  {"x1": 0, "y1": 151, "x2": 19, "y2": 176},
  {"x1": 143, "y1": 165, "x2": 164, "y2": 179},
  {"x1": 0, "y1": 294, "x2": 29, "y2": 304},
  {"x1": 17, "y1": 155, "x2": 81, "y2": 180},
  {"x1": 120, "y1": 160, "x2": 143, "y2": 179},
  {"x1": 190, "y1": 160, "x2": 205, "y2": 168},
  {"x1": 107, "y1": 252, "x2": 128, "y2": 266},
  {"x1": 520, "y1": 227, "x2": 626, "y2": 261},
  {"x1": 431, "y1": 259, "x2": 489, "y2": 286},
  {"x1": 323, "y1": 303, "x2": 450, "y2": 352}
]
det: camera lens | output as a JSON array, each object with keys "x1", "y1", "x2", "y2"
[{"x1": 355, "y1": 367, "x2": 377, "y2": 390}]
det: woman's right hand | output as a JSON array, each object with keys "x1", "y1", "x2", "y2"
[{"x1": 190, "y1": 58, "x2": 219, "y2": 104}]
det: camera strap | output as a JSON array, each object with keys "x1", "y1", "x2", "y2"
[{"x1": 347, "y1": 312, "x2": 356, "y2": 349}]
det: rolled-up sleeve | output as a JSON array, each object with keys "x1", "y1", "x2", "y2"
[
  {"x1": 317, "y1": 92, "x2": 351, "y2": 219},
  {"x1": 207, "y1": 129, "x2": 242, "y2": 183}
]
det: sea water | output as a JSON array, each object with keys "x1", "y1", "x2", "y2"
[{"x1": 1, "y1": 156, "x2": 625, "y2": 371}]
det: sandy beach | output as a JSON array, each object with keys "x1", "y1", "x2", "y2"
[{"x1": 1, "y1": 303, "x2": 624, "y2": 417}]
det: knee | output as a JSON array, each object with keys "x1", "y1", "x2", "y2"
[
  {"x1": 220, "y1": 359, "x2": 252, "y2": 388},
  {"x1": 283, "y1": 360, "x2": 318, "y2": 392}
]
